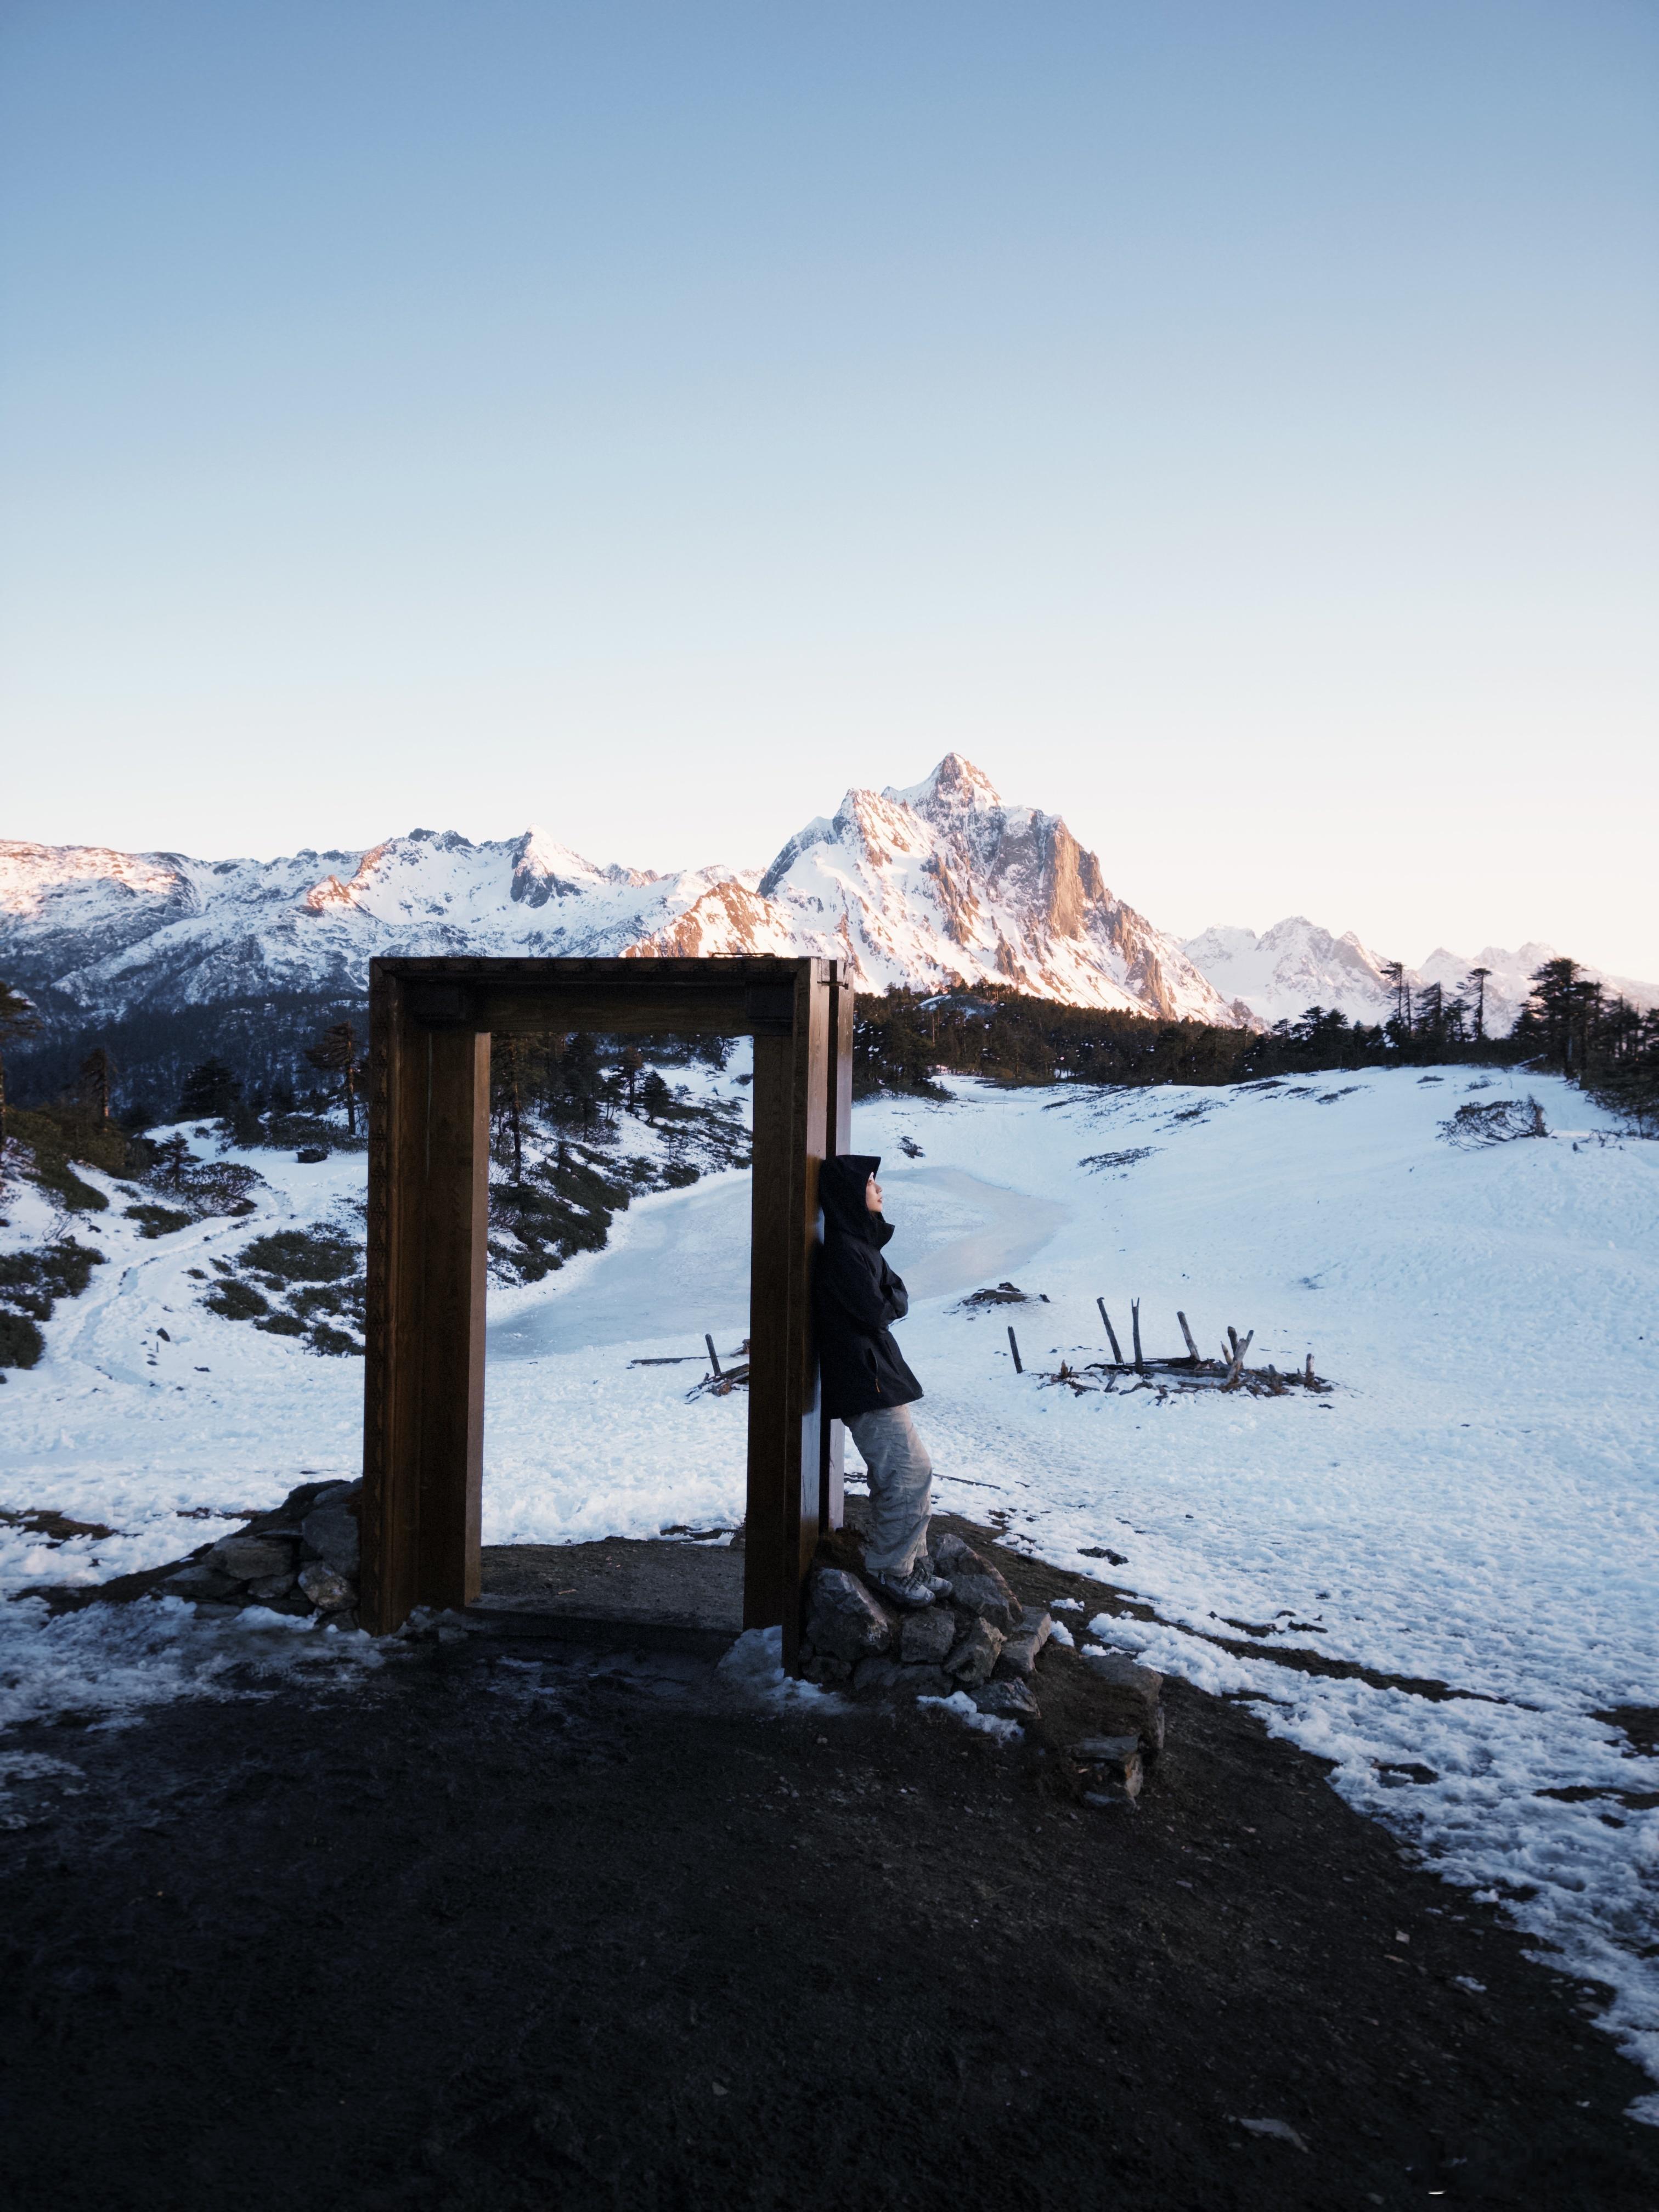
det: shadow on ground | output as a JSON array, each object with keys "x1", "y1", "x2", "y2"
[{"x1": 1, "y1": 1526, "x2": 1654, "y2": 2211}]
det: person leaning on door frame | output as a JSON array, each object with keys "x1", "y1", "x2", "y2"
[{"x1": 814, "y1": 1154, "x2": 948, "y2": 1612}]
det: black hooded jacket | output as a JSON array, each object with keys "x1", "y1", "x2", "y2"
[{"x1": 814, "y1": 1153, "x2": 924, "y2": 1421}]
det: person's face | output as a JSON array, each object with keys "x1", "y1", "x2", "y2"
[{"x1": 865, "y1": 1173, "x2": 884, "y2": 1214}]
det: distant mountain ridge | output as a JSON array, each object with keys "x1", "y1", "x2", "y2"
[
  {"x1": 1180, "y1": 918, "x2": 1659, "y2": 1034},
  {"x1": 6, "y1": 762, "x2": 1650, "y2": 1048},
  {"x1": 0, "y1": 757, "x2": 1245, "y2": 1031}
]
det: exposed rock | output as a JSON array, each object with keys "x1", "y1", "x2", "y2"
[
  {"x1": 301, "y1": 1483, "x2": 362, "y2": 1575},
  {"x1": 1075, "y1": 1730, "x2": 1144, "y2": 1804},
  {"x1": 944, "y1": 1617, "x2": 1004, "y2": 1687},
  {"x1": 206, "y1": 1535, "x2": 297, "y2": 1583},
  {"x1": 930, "y1": 1533, "x2": 985, "y2": 1578},
  {"x1": 161, "y1": 1563, "x2": 240, "y2": 1601},
  {"x1": 899, "y1": 1608, "x2": 958, "y2": 1666},
  {"x1": 973, "y1": 1679, "x2": 1039, "y2": 1720},
  {"x1": 246, "y1": 1572, "x2": 297, "y2": 1602},
  {"x1": 799, "y1": 1653, "x2": 852, "y2": 1688},
  {"x1": 994, "y1": 1610, "x2": 1053, "y2": 1678},
  {"x1": 1073, "y1": 1731, "x2": 1138, "y2": 1756},
  {"x1": 851, "y1": 1656, "x2": 909, "y2": 1697},
  {"x1": 947, "y1": 1573, "x2": 1022, "y2": 1633},
  {"x1": 806, "y1": 1568, "x2": 897, "y2": 1661},
  {"x1": 241, "y1": 1480, "x2": 341, "y2": 1539},
  {"x1": 900, "y1": 1666, "x2": 953, "y2": 1699},
  {"x1": 298, "y1": 1561, "x2": 353, "y2": 1610},
  {"x1": 1082, "y1": 1650, "x2": 1166, "y2": 1751}
]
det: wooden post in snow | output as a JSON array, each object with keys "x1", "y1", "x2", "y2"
[
  {"x1": 1131, "y1": 1298, "x2": 1144, "y2": 1373},
  {"x1": 1007, "y1": 1325, "x2": 1023, "y2": 1375},
  {"x1": 1176, "y1": 1310, "x2": 1200, "y2": 1362},
  {"x1": 1096, "y1": 1297, "x2": 1124, "y2": 1364},
  {"x1": 705, "y1": 1332, "x2": 723, "y2": 1380}
]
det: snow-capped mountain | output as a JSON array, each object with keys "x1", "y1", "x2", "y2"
[
  {"x1": 741, "y1": 755, "x2": 1241, "y2": 1020},
  {"x1": 0, "y1": 829, "x2": 751, "y2": 1017},
  {"x1": 1182, "y1": 919, "x2": 1659, "y2": 1032},
  {"x1": 0, "y1": 757, "x2": 1245, "y2": 1028}
]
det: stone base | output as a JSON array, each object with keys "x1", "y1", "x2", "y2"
[{"x1": 161, "y1": 1478, "x2": 361, "y2": 1626}]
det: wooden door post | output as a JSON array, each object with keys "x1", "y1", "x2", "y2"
[
  {"x1": 819, "y1": 966, "x2": 855, "y2": 1533},
  {"x1": 743, "y1": 960, "x2": 830, "y2": 1663},
  {"x1": 361, "y1": 970, "x2": 489, "y2": 1633}
]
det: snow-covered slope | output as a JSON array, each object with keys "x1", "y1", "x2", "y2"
[
  {"x1": 1184, "y1": 918, "x2": 1659, "y2": 1032},
  {"x1": 0, "y1": 758, "x2": 1246, "y2": 1027}
]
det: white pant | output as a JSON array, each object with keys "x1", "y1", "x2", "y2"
[{"x1": 847, "y1": 1403, "x2": 933, "y2": 1577}]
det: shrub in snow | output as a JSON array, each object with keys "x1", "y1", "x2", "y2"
[{"x1": 1439, "y1": 1096, "x2": 1548, "y2": 1148}]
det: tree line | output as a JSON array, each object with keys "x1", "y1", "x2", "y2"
[{"x1": 4, "y1": 955, "x2": 1654, "y2": 1148}]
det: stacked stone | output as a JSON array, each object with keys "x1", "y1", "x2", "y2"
[
  {"x1": 161, "y1": 1479, "x2": 362, "y2": 1627},
  {"x1": 799, "y1": 1532, "x2": 1055, "y2": 1723}
]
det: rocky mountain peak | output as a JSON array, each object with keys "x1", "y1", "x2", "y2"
[{"x1": 883, "y1": 752, "x2": 1003, "y2": 822}]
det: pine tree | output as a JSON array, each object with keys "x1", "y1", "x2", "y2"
[
  {"x1": 79, "y1": 1046, "x2": 114, "y2": 1121},
  {"x1": 179, "y1": 1057, "x2": 241, "y2": 1119},
  {"x1": 492, "y1": 1035, "x2": 524, "y2": 1182},
  {"x1": 0, "y1": 979, "x2": 42, "y2": 1148},
  {"x1": 304, "y1": 1021, "x2": 362, "y2": 1135},
  {"x1": 1465, "y1": 966, "x2": 1492, "y2": 1042},
  {"x1": 1380, "y1": 960, "x2": 1409, "y2": 1034}
]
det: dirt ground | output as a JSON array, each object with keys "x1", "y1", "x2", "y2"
[{"x1": 2, "y1": 1523, "x2": 1656, "y2": 2212}]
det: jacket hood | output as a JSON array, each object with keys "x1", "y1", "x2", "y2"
[{"x1": 820, "y1": 1152, "x2": 883, "y2": 1242}]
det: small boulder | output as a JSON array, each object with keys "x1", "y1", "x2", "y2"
[
  {"x1": 851, "y1": 1656, "x2": 909, "y2": 1697},
  {"x1": 1073, "y1": 1733, "x2": 1143, "y2": 1803},
  {"x1": 949, "y1": 1573, "x2": 1023, "y2": 1632},
  {"x1": 246, "y1": 1572, "x2": 297, "y2": 1602},
  {"x1": 301, "y1": 1486, "x2": 361, "y2": 1576},
  {"x1": 799, "y1": 1653, "x2": 852, "y2": 1687},
  {"x1": 899, "y1": 1607, "x2": 957, "y2": 1666},
  {"x1": 944, "y1": 1616, "x2": 1004, "y2": 1686},
  {"x1": 899, "y1": 1664, "x2": 953, "y2": 1699},
  {"x1": 806, "y1": 1568, "x2": 896, "y2": 1661},
  {"x1": 298, "y1": 1561, "x2": 353, "y2": 1610},
  {"x1": 162, "y1": 1563, "x2": 240, "y2": 1601},
  {"x1": 994, "y1": 1609, "x2": 1053, "y2": 1678},
  {"x1": 207, "y1": 1534, "x2": 297, "y2": 1583},
  {"x1": 931, "y1": 1533, "x2": 984, "y2": 1577},
  {"x1": 1081, "y1": 1649, "x2": 1166, "y2": 1751},
  {"x1": 973, "y1": 1679, "x2": 1039, "y2": 1720}
]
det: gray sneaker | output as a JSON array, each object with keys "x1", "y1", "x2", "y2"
[
  {"x1": 916, "y1": 1551, "x2": 953, "y2": 1599},
  {"x1": 866, "y1": 1565, "x2": 937, "y2": 1611}
]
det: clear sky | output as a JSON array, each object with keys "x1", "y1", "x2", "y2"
[{"x1": 3, "y1": 1, "x2": 1655, "y2": 974}]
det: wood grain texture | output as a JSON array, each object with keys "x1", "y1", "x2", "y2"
[
  {"x1": 414, "y1": 1029, "x2": 490, "y2": 1611},
  {"x1": 819, "y1": 965, "x2": 855, "y2": 1534}
]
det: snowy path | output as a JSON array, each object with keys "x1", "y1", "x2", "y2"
[{"x1": 2, "y1": 1066, "x2": 1657, "y2": 2108}]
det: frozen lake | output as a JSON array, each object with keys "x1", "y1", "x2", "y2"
[{"x1": 485, "y1": 1164, "x2": 1072, "y2": 1362}]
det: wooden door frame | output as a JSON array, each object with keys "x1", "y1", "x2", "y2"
[{"x1": 359, "y1": 954, "x2": 853, "y2": 1666}]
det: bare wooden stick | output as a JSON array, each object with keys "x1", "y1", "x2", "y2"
[
  {"x1": 1304, "y1": 1352, "x2": 1315, "y2": 1386},
  {"x1": 704, "y1": 1332, "x2": 722, "y2": 1379},
  {"x1": 1131, "y1": 1298, "x2": 1144, "y2": 1373},
  {"x1": 1177, "y1": 1310, "x2": 1200, "y2": 1361},
  {"x1": 1007, "y1": 1325, "x2": 1023, "y2": 1375},
  {"x1": 1096, "y1": 1297, "x2": 1124, "y2": 1364}
]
